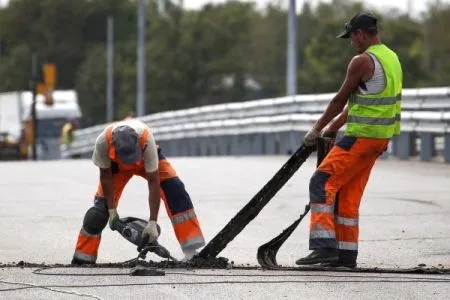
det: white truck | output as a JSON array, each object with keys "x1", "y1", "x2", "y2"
[{"x1": 0, "y1": 90, "x2": 82, "y2": 160}]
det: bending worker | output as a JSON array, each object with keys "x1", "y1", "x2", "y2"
[
  {"x1": 71, "y1": 118, "x2": 205, "y2": 265},
  {"x1": 296, "y1": 12, "x2": 403, "y2": 268}
]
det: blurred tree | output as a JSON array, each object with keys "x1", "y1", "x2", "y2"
[
  {"x1": 379, "y1": 12, "x2": 428, "y2": 88},
  {"x1": 74, "y1": 45, "x2": 107, "y2": 126},
  {"x1": 422, "y1": 2, "x2": 450, "y2": 86},
  {"x1": 248, "y1": 3, "x2": 287, "y2": 98},
  {"x1": 0, "y1": 0, "x2": 448, "y2": 126},
  {"x1": 0, "y1": 43, "x2": 32, "y2": 90},
  {"x1": 0, "y1": 0, "x2": 88, "y2": 89},
  {"x1": 298, "y1": 1, "x2": 362, "y2": 93}
]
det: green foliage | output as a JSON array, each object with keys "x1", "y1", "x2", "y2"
[{"x1": 0, "y1": 0, "x2": 448, "y2": 126}]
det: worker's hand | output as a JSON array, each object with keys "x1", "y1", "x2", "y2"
[
  {"x1": 303, "y1": 128, "x2": 321, "y2": 147},
  {"x1": 108, "y1": 208, "x2": 120, "y2": 230},
  {"x1": 322, "y1": 131, "x2": 337, "y2": 139},
  {"x1": 142, "y1": 220, "x2": 160, "y2": 244}
]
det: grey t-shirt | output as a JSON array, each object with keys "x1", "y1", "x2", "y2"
[{"x1": 92, "y1": 119, "x2": 158, "y2": 172}]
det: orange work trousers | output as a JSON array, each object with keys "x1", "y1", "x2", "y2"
[
  {"x1": 73, "y1": 147, "x2": 205, "y2": 264},
  {"x1": 308, "y1": 136, "x2": 389, "y2": 262}
]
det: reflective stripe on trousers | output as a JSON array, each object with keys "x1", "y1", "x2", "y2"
[
  {"x1": 308, "y1": 136, "x2": 389, "y2": 258},
  {"x1": 158, "y1": 148, "x2": 205, "y2": 252},
  {"x1": 161, "y1": 181, "x2": 205, "y2": 252},
  {"x1": 309, "y1": 203, "x2": 337, "y2": 248},
  {"x1": 336, "y1": 216, "x2": 359, "y2": 251},
  {"x1": 73, "y1": 228, "x2": 101, "y2": 263}
]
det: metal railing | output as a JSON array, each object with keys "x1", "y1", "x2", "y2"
[{"x1": 62, "y1": 86, "x2": 450, "y2": 163}]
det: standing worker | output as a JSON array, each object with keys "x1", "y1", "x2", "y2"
[
  {"x1": 71, "y1": 118, "x2": 205, "y2": 265},
  {"x1": 60, "y1": 118, "x2": 78, "y2": 159},
  {"x1": 296, "y1": 12, "x2": 403, "y2": 268}
]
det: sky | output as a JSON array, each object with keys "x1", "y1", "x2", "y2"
[{"x1": 0, "y1": 0, "x2": 449, "y2": 17}]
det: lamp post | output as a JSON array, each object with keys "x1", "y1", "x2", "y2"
[
  {"x1": 286, "y1": 0, "x2": 297, "y2": 96},
  {"x1": 136, "y1": 0, "x2": 147, "y2": 117}
]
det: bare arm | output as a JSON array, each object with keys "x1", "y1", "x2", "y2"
[
  {"x1": 92, "y1": 131, "x2": 115, "y2": 208},
  {"x1": 100, "y1": 167, "x2": 115, "y2": 209},
  {"x1": 325, "y1": 106, "x2": 349, "y2": 133},
  {"x1": 313, "y1": 54, "x2": 372, "y2": 132},
  {"x1": 142, "y1": 130, "x2": 160, "y2": 222},
  {"x1": 146, "y1": 170, "x2": 160, "y2": 221}
]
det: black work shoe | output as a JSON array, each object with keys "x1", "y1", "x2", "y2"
[
  {"x1": 71, "y1": 257, "x2": 95, "y2": 266},
  {"x1": 295, "y1": 249, "x2": 339, "y2": 265},
  {"x1": 321, "y1": 260, "x2": 357, "y2": 268}
]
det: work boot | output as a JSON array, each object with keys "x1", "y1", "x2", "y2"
[{"x1": 295, "y1": 248, "x2": 338, "y2": 265}]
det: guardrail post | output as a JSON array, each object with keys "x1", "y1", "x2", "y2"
[
  {"x1": 192, "y1": 138, "x2": 199, "y2": 156},
  {"x1": 247, "y1": 134, "x2": 254, "y2": 155},
  {"x1": 206, "y1": 137, "x2": 216, "y2": 156},
  {"x1": 239, "y1": 135, "x2": 246, "y2": 155},
  {"x1": 245, "y1": 134, "x2": 254, "y2": 155},
  {"x1": 274, "y1": 133, "x2": 281, "y2": 154},
  {"x1": 265, "y1": 133, "x2": 276, "y2": 155},
  {"x1": 185, "y1": 138, "x2": 192, "y2": 156},
  {"x1": 230, "y1": 135, "x2": 238, "y2": 155},
  {"x1": 444, "y1": 133, "x2": 450, "y2": 163},
  {"x1": 420, "y1": 132, "x2": 435, "y2": 161},
  {"x1": 412, "y1": 132, "x2": 419, "y2": 156},
  {"x1": 250, "y1": 133, "x2": 263, "y2": 155},
  {"x1": 169, "y1": 140, "x2": 179, "y2": 157},
  {"x1": 392, "y1": 132, "x2": 413, "y2": 159},
  {"x1": 177, "y1": 138, "x2": 184, "y2": 156},
  {"x1": 280, "y1": 131, "x2": 298, "y2": 155},
  {"x1": 233, "y1": 135, "x2": 241, "y2": 155},
  {"x1": 205, "y1": 137, "x2": 213, "y2": 156},
  {"x1": 195, "y1": 138, "x2": 202, "y2": 156},
  {"x1": 214, "y1": 138, "x2": 221, "y2": 156},
  {"x1": 224, "y1": 136, "x2": 232, "y2": 156},
  {"x1": 198, "y1": 137, "x2": 206, "y2": 156},
  {"x1": 219, "y1": 136, "x2": 229, "y2": 156}
]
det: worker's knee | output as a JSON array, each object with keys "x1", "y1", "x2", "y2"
[
  {"x1": 82, "y1": 199, "x2": 108, "y2": 234},
  {"x1": 309, "y1": 170, "x2": 331, "y2": 203}
]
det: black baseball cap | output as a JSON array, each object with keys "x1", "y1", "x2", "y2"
[
  {"x1": 111, "y1": 125, "x2": 142, "y2": 164},
  {"x1": 336, "y1": 12, "x2": 378, "y2": 39}
]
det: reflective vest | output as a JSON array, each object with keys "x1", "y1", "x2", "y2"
[
  {"x1": 105, "y1": 124, "x2": 150, "y2": 171},
  {"x1": 61, "y1": 123, "x2": 73, "y2": 145},
  {"x1": 345, "y1": 44, "x2": 403, "y2": 139}
]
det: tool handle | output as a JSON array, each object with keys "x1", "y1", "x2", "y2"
[{"x1": 317, "y1": 137, "x2": 334, "y2": 167}]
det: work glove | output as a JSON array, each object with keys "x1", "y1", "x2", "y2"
[
  {"x1": 321, "y1": 131, "x2": 337, "y2": 139},
  {"x1": 317, "y1": 131, "x2": 336, "y2": 163},
  {"x1": 141, "y1": 220, "x2": 160, "y2": 244},
  {"x1": 303, "y1": 128, "x2": 321, "y2": 147},
  {"x1": 108, "y1": 208, "x2": 120, "y2": 230},
  {"x1": 322, "y1": 131, "x2": 337, "y2": 144}
]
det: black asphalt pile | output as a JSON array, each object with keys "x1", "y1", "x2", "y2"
[
  {"x1": 1, "y1": 260, "x2": 450, "y2": 275},
  {"x1": 0, "y1": 256, "x2": 232, "y2": 270}
]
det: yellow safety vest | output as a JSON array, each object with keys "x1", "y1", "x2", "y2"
[{"x1": 345, "y1": 44, "x2": 403, "y2": 139}]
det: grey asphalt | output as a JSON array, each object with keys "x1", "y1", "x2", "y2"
[{"x1": 1, "y1": 155, "x2": 450, "y2": 299}]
